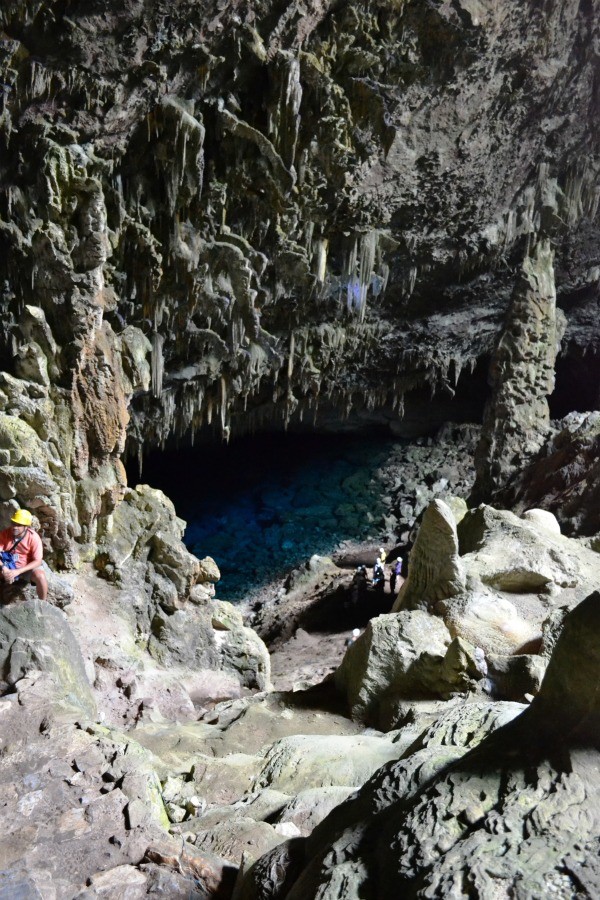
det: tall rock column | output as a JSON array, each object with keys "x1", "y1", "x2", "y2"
[{"x1": 472, "y1": 240, "x2": 565, "y2": 502}]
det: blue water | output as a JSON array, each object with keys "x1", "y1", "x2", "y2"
[{"x1": 135, "y1": 433, "x2": 396, "y2": 601}]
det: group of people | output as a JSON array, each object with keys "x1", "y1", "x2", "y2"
[
  {"x1": 372, "y1": 548, "x2": 403, "y2": 594},
  {"x1": 351, "y1": 548, "x2": 404, "y2": 602}
]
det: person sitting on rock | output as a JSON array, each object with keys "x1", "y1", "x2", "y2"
[{"x1": 0, "y1": 509, "x2": 48, "y2": 600}]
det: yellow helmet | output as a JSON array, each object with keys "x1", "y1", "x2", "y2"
[{"x1": 11, "y1": 509, "x2": 32, "y2": 527}]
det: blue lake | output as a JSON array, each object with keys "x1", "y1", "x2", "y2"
[{"x1": 134, "y1": 433, "x2": 397, "y2": 601}]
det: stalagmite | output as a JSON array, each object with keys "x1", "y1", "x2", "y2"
[
  {"x1": 220, "y1": 376, "x2": 228, "y2": 436},
  {"x1": 472, "y1": 239, "x2": 566, "y2": 501}
]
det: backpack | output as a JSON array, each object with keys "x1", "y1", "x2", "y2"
[{"x1": 0, "y1": 531, "x2": 26, "y2": 578}]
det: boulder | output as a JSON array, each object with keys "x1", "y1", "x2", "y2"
[
  {"x1": 215, "y1": 624, "x2": 271, "y2": 691},
  {"x1": 457, "y1": 505, "x2": 595, "y2": 592},
  {"x1": 530, "y1": 590, "x2": 600, "y2": 739},
  {"x1": 439, "y1": 504, "x2": 600, "y2": 655},
  {"x1": 521, "y1": 508, "x2": 561, "y2": 535},
  {"x1": 487, "y1": 653, "x2": 547, "y2": 700},
  {"x1": 148, "y1": 607, "x2": 218, "y2": 670},
  {"x1": 190, "y1": 814, "x2": 284, "y2": 865},
  {"x1": 143, "y1": 841, "x2": 235, "y2": 898},
  {"x1": 334, "y1": 611, "x2": 452, "y2": 724},
  {"x1": 255, "y1": 733, "x2": 399, "y2": 795},
  {"x1": 94, "y1": 484, "x2": 207, "y2": 608},
  {"x1": 275, "y1": 787, "x2": 356, "y2": 837},
  {"x1": 0, "y1": 599, "x2": 95, "y2": 718},
  {"x1": 439, "y1": 587, "x2": 545, "y2": 656}
]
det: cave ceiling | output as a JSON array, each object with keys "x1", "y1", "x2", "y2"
[{"x1": 1, "y1": 0, "x2": 599, "y2": 449}]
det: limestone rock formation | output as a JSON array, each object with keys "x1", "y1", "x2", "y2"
[
  {"x1": 0, "y1": 1, "x2": 599, "y2": 894},
  {"x1": 1, "y1": 1, "x2": 599, "y2": 563},
  {"x1": 0, "y1": 598, "x2": 95, "y2": 717},
  {"x1": 239, "y1": 592, "x2": 600, "y2": 900},
  {"x1": 391, "y1": 498, "x2": 466, "y2": 613},
  {"x1": 445, "y1": 500, "x2": 600, "y2": 663},
  {"x1": 334, "y1": 498, "x2": 600, "y2": 721},
  {"x1": 473, "y1": 240, "x2": 566, "y2": 500},
  {"x1": 335, "y1": 610, "x2": 452, "y2": 724},
  {"x1": 504, "y1": 410, "x2": 600, "y2": 536}
]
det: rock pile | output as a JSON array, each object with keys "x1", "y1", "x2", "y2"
[
  {"x1": 379, "y1": 422, "x2": 479, "y2": 542},
  {"x1": 504, "y1": 410, "x2": 600, "y2": 537}
]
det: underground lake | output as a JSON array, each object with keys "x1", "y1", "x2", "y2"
[{"x1": 131, "y1": 432, "x2": 399, "y2": 601}]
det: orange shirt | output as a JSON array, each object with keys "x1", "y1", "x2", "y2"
[{"x1": 0, "y1": 527, "x2": 43, "y2": 569}]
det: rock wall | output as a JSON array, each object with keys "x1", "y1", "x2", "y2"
[
  {"x1": 0, "y1": 0, "x2": 599, "y2": 553},
  {"x1": 502, "y1": 410, "x2": 600, "y2": 536}
]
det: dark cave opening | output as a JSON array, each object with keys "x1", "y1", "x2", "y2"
[
  {"x1": 126, "y1": 358, "x2": 493, "y2": 600},
  {"x1": 129, "y1": 431, "x2": 399, "y2": 602},
  {"x1": 550, "y1": 348, "x2": 600, "y2": 419}
]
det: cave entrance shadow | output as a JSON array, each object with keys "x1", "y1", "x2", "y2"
[
  {"x1": 295, "y1": 581, "x2": 396, "y2": 633},
  {"x1": 272, "y1": 583, "x2": 397, "y2": 719}
]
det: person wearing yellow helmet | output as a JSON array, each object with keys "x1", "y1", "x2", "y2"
[{"x1": 0, "y1": 509, "x2": 48, "y2": 600}]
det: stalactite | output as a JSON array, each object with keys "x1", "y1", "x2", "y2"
[
  {"x1": 305, "y1": 221, "x2": 314, "y2": 256},
  {"x1": 404, "y1": 265, "x2": 417, "y2": 297},
  {"x1": 381, "y1": 263, "x2": 390, "y2": 294},
  {"x1": 270, "y1": 52, "x2": 302, "y2": 170},
  {"x1": 357, "y1": 232, "x2": 378, "y2": 322},
  {"x1": 344, "y1": 239, "x2": 358, "y2": 313},
  {"x1": 314, "y1": 238, "x2": 328, "y2": 283},
  {"x1": 287, "y1": 332, "x2": 295, "y2": 379},
  {"x1": 341, "y1": 232, "x2": 380, "y2": 318},
  {"x1": 220, "y1": 376, "x2": 228, "y2": 436},
  {"x1": 504, "y1": 209, "x2": 517, "y2": 248},
  {"x1": 151, "y1": 333, "x2": 164, "y2": 397}
]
